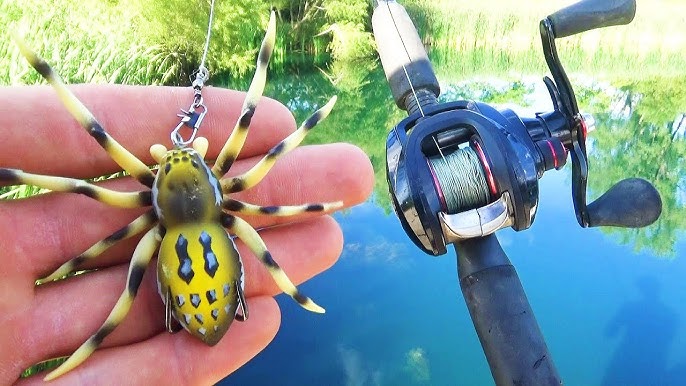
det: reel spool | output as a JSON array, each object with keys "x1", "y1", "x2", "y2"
[{"x1": 427, "y1": 141, "x2": 492, "y2": 215}]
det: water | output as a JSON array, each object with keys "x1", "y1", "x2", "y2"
[
  {"x1": 218, "y1": 61, "x2": 686, "y2": 385},
  {"x1": 223, "y1": 175, "x2": 686, "y2": 385}
]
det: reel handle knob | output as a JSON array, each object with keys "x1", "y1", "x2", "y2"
[
  {"x1": 548, "y1": 0, "x2": 636, "y2": 38},
  {"x1": 587, "y1": 178, "x2": 662, "y2": 228}
]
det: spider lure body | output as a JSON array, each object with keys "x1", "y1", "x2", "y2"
[{"x1": 4, "y1": 12, "x2": 340, "y2": 381}]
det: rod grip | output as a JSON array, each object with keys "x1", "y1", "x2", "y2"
[
  {"x1": 548, "y1": 0, "x2": 636, "y2": 38},
  {"x1": 456, "y1": 236, "x2": 561, "y2": 385},
  {"x1": 372, "y1": 0, "x2": 440, "y2": 110}
]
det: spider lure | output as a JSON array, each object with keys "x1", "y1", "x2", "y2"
[{"x1": 3, "y1": 12, "x2": 340, "y2": 381}]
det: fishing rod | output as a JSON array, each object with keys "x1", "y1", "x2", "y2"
[{"x1": 371, "y1": 0, "x2": 662, "y2": 384}]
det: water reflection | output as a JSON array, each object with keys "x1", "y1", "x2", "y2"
[{"x1": 602, "y1": 277, "x2": 678, "y2": 385}]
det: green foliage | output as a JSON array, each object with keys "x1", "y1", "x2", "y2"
[
  {"x1": 402, "y1": 0, "x2": 686, "y2": 80},
  {"x1": 20, "y1": 357, "x2": 68, "y2": 378},
  {"x1": 583, "y1": 77, "x2": 686, "y2": 256},
  {"x1": 320, "y1": 0, "x2": 375, "y2": 61},
  {"x1": 1, "y1": 0, "x2": 189, "y2": 85},
  {"x1": 130, "y1": 0, "x2": 269, "y2": 78}
]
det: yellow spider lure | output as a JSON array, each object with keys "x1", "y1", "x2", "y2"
[{"x1": 3, "y1": 12, "x2": 340, "y2": 381}]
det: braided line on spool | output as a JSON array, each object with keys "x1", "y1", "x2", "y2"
[{"x1": 427, "y1": 146, "x2": 490, "y2": 214}]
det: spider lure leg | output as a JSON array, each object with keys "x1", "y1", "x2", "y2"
[
  {"x1": 211, "y1": 12, "x2": 276, "y2": 178},
  {"x1": 38, "y1": 210, "x2": 157, "y2": 283},
  {"x1": 44, "y1": 226, "x2": 162, "y2": 381},
  {"x1": 12, "y1": 34, "x2": 157, "y2": 187},
  {"x1": 0, "y1": 169, "x2": 151, "y2": 208},
  {"x1": 220, "y1": 96, "x2": 337, "y2": 194},
  {"x1": 220, "y1": 213, "x2": 325, "y2": 313},
  {"x1": 223, "y1": 198, "x2": 343, "y2": 216}
]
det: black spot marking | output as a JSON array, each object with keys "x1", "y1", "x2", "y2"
[
  {"x1": 165, "y1": 163, "x2": 171, "y2": 174},
  {"x1": 140, "y1": 173, "x2": 155, "y2": 188},
  {"x1": 190, "y1": 293, "x2": 201, "y2": 308},
  {"x1": 139, "y1": 191, "x2": 153, "y2": 205},
  {"x1": 0, "y1": 169, "x2": 19, "y2": 183},
  {"x1": 220, "y1": 154, "x2": 239, "y2": 173},
  {"x1": 211, "y1": 309, "x2": 219, "y2": 320},
  {"x1": 182, "y1": 156, "x2": 189, "y2": 162},
  {"x1": 228, "y1": 179, "x2": 245, "y2": 193},
  {"x1": 238, "y1": 108, "x2": 255, "y2": 128},
  {"x1": 128, "y1": 264, "x2": 146, "y2": 296},
  {"x1": 176, "y1": 295, "x2": 185, "y2": 307},
  {"x1": 72, "y1": 255, "x2": 86, "y2": 267},
  {"x1": 173, "y1": 158, "x2": 180, "y2": 163},
  {"x1": 106, "y1": 226, "x2": 130, "y2": 243},
  {"x1": 262, "y1": 251, "x2": 278, "y2": 269},
  {"x1": 294, "y1": 293, "x2": 309, "y2": 305},
  {"x1": 259, "y1": 206, "x2": 279, "y2": 214},
  {"x1": 183, "y1": 314, "x2": 192, "y2": 325},
  {"x1": 89, "y1": 123, "x2": 108, "y2": 146},
  {"x1": 224, "y1": 200, "x2": 244, "y2": 211},
  {"x1": 221, "y1": 214, "x2": 236, "y2": 228},
  {"x1": 258, "y1": 44, "x2": 272, "y2": 67},
  {"x1": 175, "y1": 235, "x2": 195, "y2": 284},
  {"x1": 74, "y1": 186, "x2": 98, "y2": 199},
  {"x1": 304, "y1": 111, "x2": 323, "y2": 130},
  {"x1": 206, "y1": 289, "x2": 217, "y2": 304},
  {"x1": 199, "y1": 232, "x2": 219, "y2": 277},
  {"x1": 191, "y1": 160, "x2": 200, "y2": 169},
  {"x1": 305, "y1": 204, "x2": 325, "y2": 212},
  {"x1": 92, "y1": 323, "x2": 117, "y2": 345},
  {"x1": 267, "y1": 142, "x2": 285, "y2": 159},
  {"x1": 32, "y1": 59, "x2": 53, "y2": 79},
  {"x1": 166, "y1": 156, "x2": 172, "y2": 162},
  {"x1": 195, "y1": 314, "x2": 204, "y2": 324},
  {"x1": 223, "y1": 283, "x2": 231, "y2": 297}
]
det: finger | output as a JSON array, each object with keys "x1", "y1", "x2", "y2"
[
  {"x1": 15, "y1": 216, "x2": 341, "y2": 375},
  {"x1": 3, "y1": 143, "x2": 371, "y2": 277},
  {"x1": 0, "y1": 85, "x2": 296, "y2": 178},
  {"x1": 16, "y1": 296, "x2": 280, "y2": 386}
]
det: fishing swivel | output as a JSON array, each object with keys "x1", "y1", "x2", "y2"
[{"x1": 170, "y1": 0, "x2": 215, "y2": 148}]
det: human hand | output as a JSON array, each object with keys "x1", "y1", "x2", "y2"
[{"x1": 0, "y1": 85, "x2": 373, "y2": 385}]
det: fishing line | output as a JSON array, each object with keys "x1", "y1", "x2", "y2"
[
  {"x1": 198, "y1": 0, "x2": 216, "y2": 73},
  {"x1": 381, "y1": 0, "x2": 490, "y2": 213},
  {"x1": 384, "y1": 1, "x2": 425, "y2": 117},
  {"x1": 428, "y1": 145, "x2": 491, "y2": 213}
]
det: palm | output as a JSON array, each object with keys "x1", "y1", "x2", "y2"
[{"x1": 0, "y1": 85, "x2": 373, "y2": 385}]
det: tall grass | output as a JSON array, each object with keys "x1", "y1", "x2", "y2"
[{"x1": 403, "y1": 0, "x2": 686, "y2": 80}]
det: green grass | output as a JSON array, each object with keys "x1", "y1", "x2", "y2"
[{"x1": 403, "y1": 0, "x2": 686, "y2": 80}]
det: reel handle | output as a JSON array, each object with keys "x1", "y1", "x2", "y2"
[
  {"x1": 587, "y1": 178, "x2": 662, "y2": 228},
  {"x1": 548, "y1": 0, "x2": 636, "y2": 38},
  {"x1": 372, "y1": 0, "x2": 440, "y2": 114}
]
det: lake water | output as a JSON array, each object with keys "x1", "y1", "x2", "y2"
[{"x1": 220, "y1": 64, "x2": 686, "y2": 385}]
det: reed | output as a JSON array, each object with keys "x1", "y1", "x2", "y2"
[{"x1": 404, "y1": 0, "x2": 686, "y2": 79}]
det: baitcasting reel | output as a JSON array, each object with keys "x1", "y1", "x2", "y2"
[{"x1": 377, "y1": 0, "x2": 663, "y2": 256}]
